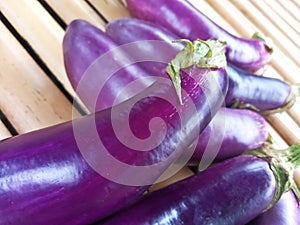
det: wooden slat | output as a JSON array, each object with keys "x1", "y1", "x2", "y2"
[
  {"x1": 0, "y1": 21, "x2": 80, "y2": 133},
  {"x1": 231, "y1": 0, "x2": 300, "y2": 68},
  {"x1": 45, "y1": 0, "x2": 106, "y2": 28},
  {"x1": 264, "y1": 0, "x2": 300, "y2": 36},
  {"x1": 206, "y1": 0, "x2": 258, "y2": 38},
  {"x1": 277, "y1": 0, "x2": 300, "y2": 22},
  {"x1": 267, "y1": 112, "x2": 300, "y2": 146},
  {"x1": 0, "y1": 121, "x2": 11, "y2": 141},
  {"x1": 0, "y1": 0, "x2": 75, "y2": 98},
  {"x1": 188, "y1": 0, "x2": 239, "y2": 36},
  {"x1": 88, "y1": 0, "x2": 130, "y2": 22},
  {"x1": 251, "y1": 0, "x2": 300, "y2": 48}
]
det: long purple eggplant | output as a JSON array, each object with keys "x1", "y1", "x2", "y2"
[
  {"x1": 63, "y1": 20, "x2": 269, "y2": 168},
  {"x1": 248, "y1": 190, "x2": 300, "y2": 225},
  {"x1": 63, "y1": 20, "x2": 153, "y2": 111},
  {"x1": 125, "y1": 0, "x2": 273, "y2": 72},
  {"x1": 98, "y1": 144, "x2": 300, "y2": 225},
  {"x1": 105, "y1": 17, "x2": 298, "y2": 114},
  {"x1": 0, "y1": 24, "x2": 227, "y2": 225},
  {"x1": 189, "y1": 107, "x2": 268, "y2": 166}
]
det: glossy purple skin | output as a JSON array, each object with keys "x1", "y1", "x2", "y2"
[
  {"x1": 225, "y1": 66, "x2": 291, "y2": 111},
  {"x1": 188, "y1": 108, "x2": 268, "y2": 166},
  {"x1": 99, "y1": 155, "x2": 276, "y2": 225},
  {"x1": 0, "y1": 57, "x2": 227, "y2": 224},
  {"x1": 248, "y1": 190, "x2": 300, "y2": 225},
  {"x1": 63, "y1": 20, "x2": 152, "y2": 111},
  {"x1": 106, "y1": 18, "x2": 291, "y2": 112},
  {"x1": 126, "y1": 0, "x2": 272, "y2": 72}
]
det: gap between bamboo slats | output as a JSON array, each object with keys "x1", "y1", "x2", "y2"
[
  {"x1": 0, "y1": 120, "x2": 12, "y2": 141},
  {"x1": 87, "y1": 0, "x2": 130, "y2": 22},
  {"x1": 264, "y1": 0, "x2": 300, "y2": 36},
  {"x1": 0, "y1": 0, "x2": 88, "y2": 113},
  {"x1": 277, "y1": 0, "x2": 300, "y2": 22},
  {"x1": 45, "y1": 0, "x2": 105, "y2": 29},
  {"x1": 0, "y1": 21, "x2": 80, "y2": 133}
]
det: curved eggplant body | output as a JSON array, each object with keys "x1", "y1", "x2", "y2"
[
  {"x1": 189, "y1": 108, "x2": 268, "y2": 166},
  {"x1": 106, "y1": 18, "x2": 290, "y2": 113},
  {"x1": 125, "y1": 0, "x2": 272, "y2": 72},
  {"x1": 248, "y1": 190, "x2": 300, "y2": 225},
  {"x1": 0, "y1": 63, "x2": 227, "y2": 224},
  {"x1": 225, "y1": 66, "x2": 291, "y2": 111},
  {"x1": 105, "y1": 18, "x2": 271, "y2": 165},
  {"x1": 63, "y1": 20, "x2": 153, "y2": 111},
  {"x1": 99, "y1": 155, "x2": 276, "y2": 225}
]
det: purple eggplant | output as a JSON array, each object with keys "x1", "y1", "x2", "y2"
[
  {"x1": 63, "y1": 20, "x2": 153, "y2": 111},
  {"x1": 189, "y1": 107, "x2": 268, "y2": 166},
  {"x1": 0, "y1": 23, "x2": 228, "y2": 224},
  {"x1": 125, "y1": 0, "x2": 273, "y2": 72},
  {"x1": 64, "y1": 19, "x2": 268, "y2": 168},
  {"x1": 98, "y1": 145, "x2": 300, "y2": 225},
  {"x1": 105, "y1": 17, "x2": 297, "y2": 114},
  {"x1": 248, "y1": 190, "x2": 300, "y2": 225}
]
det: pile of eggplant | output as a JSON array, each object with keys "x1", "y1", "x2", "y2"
[{"x1": 1, "y1": 0, "x2": 300, "y2": 224}]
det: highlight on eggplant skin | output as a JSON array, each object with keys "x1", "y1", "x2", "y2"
[
  {"x1": 125, "y1": 0, "x2": 272, "y2": 72},
  {"x1": 98, "y1": 155, "x2": 277, "y2": 225},
  {"x1": 105, "y1": 17, "x2": 293, "y2": 115},
  {"x1": 0, "y1": 19, "x2": 229, "y2": 224},
  {"x1": 247, "y1": 190, "x2": 300, "y2": 225},
  {"x1": 64, "y1": 19, "x2": 268, "y2": 168},
  {"x1": 188, "y1": 108, "x2": 269, "y2": 167}
]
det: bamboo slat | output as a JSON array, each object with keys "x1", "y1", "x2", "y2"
[
  {"x1": 0, "y1": 21, "x2": 80, "y2": 134},
  {"x1": 0, "y1": 0, "x2": 76, "y2": 99},
  {"x1": 231, "y1": 0, "x2": 300, "y2": 68},
  {"x1": 188, "y1": 0, "x2": 239, "y2": 36},
  {"x1": 263, "y1": 0, "x2": 300, "y2": 36},
  {"x1": 0, "y1": 121, "x2": 11, "y2": 141},
  {"x1": 278, "y1": 0, "x2": 300, "y2": 22},
  {"x1": 45, "y1": 0, "x2": 106, "y2": 29},
  {"x1": 88, "y1": 0, "x2": 130, "y2": 22}
]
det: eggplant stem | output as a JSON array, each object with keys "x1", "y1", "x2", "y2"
[
  {"x1": 252, "y1": 32, "x2": 274, "y2": 53},
  {"x1": 245, "y1": 143, "x2": 300, "y2": 209},
  {"x1": 166, "y1": 39, "x2": 226, "y2": 104}
]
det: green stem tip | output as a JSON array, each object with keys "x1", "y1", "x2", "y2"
[
  {"x1": 246, "y1": 143, "x2": 300, "y2": 210},
  {"x1": 252, "y1": 32, "x2": 274, "y2": 53},
  {"x1": 166, "y1": 39, "x2": 227, "y2": 105}
]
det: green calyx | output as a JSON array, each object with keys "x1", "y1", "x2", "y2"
[
  {"x1": 252, "y1": 32, "x2": 274, "y2": 53},
  {"x1": 246, "y1": 143, "x2": 300, "y2": 211},
  {"x1": 166, "y1": 39, "x2": 227, "y2": 104}
]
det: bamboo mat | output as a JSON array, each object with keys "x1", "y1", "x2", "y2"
[{"x1": 0, "y1": 0, "x2": 300, "y2": 191}]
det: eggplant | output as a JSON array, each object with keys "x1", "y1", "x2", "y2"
[
  {"x1": 248, "y1": 190, "x2": 300, "y2": 225},
  {"x1": 0, "y1": 24, "x2": 228, "y2": 224},
  {"x1": 105, "y1": 17, "x2": 297, "y2": 114},
  {"x1": 63, "y1": 20, "x2": 153, "y2": 112},
  {"x1": 98, "y1": 144, "x2": 300, "y2": 225},
  {"x1": 63, "y1": 19, "x2": 268, "y2": 168},
  {"x1": 189, "y1": 107, "x2": 268, "y2": 167},
  {"x1": 125, "y1": 0, "x2": 273, "y2": 72}
]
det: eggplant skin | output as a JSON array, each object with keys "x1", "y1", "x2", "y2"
[
  {"x1": 106, "y1": 18, "x2": 290, "y2": 112},
  {"x1": 98, "y1": 155, "x2": 276, "y2": 225},
  {"x1": 189, "y1": 108, "x2": 268, "y2": 166},
  {"x1": 247, "y1": 190, "x2": 300, "y2": 225},
  {"x1": 225, "y1": 66, "x2": 291, "y2": 111},
  {"x1": 125, "y1": 0, "x2": 271, "y2": 72},
  {"x1": 0, "y1": 66, "x2": 227, "y2": 224}
]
